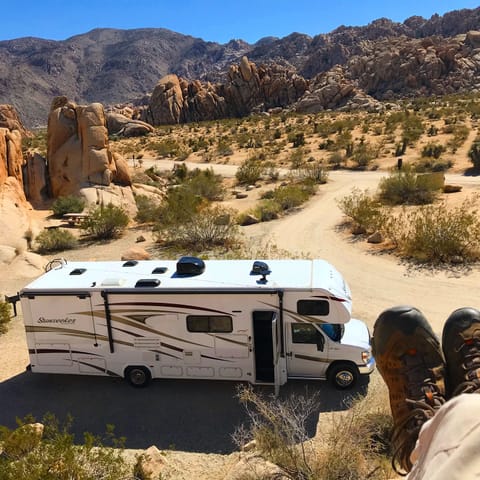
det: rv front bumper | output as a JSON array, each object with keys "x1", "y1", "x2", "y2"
[{"x1": 358, "y1": 356, "x2": 375, "y2": 375}]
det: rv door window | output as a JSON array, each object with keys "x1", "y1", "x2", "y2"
[
  {"x1": 186, "y1": 315, "x2": 233, "y2": 333},
  {"x1": 297, "y1": 299, "x2": 329, "y2": 316}
]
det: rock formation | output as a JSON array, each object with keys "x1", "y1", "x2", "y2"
[
  {"x1": 144, "y1": 57, "x2": 308, "y2": 125},
  {"x1": 105, "y1": 111, "x2": 154, "y2": 137},
  {"x1": 0, "y1": 105, "x2": 40, "y2": 253},
  {"x1": 47, "y1": 96, "x2": 132, "y2": 198}
]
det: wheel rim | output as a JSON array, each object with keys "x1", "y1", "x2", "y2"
[
  {"x1": 336, "y1": 370, "x2": 354, "y2": 387},
  {"x1": 130, "y1": 369, "x2": 147, "y2": 385}
]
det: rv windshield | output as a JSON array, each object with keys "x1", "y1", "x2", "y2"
[{"x1": 320, "y1": 323, "x2": 344, "y2": 342}]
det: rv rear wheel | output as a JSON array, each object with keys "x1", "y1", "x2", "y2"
[
  {"x1": 329, "y1": 363, "x2": 358, "y2": 390},
  {"x1": 125, "y1": 366, "x2": 151, "y2": 388}
]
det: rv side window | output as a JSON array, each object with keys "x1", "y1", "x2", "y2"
[
  {"x1": 186, "y1": 315, "x2": 233, "y2": 333},
  {"x1": 291, "y1": 323, "x2": 318, "y2": 344},
  {"x1": 297, "y1": 299, "x2": 329, "y2": 316}
]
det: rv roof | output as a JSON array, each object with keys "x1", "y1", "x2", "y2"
[{"x1": 21, "y1": 259, "x2": 350, "y2": 300}]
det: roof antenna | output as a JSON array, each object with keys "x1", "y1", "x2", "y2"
[{"x1": 251, "y1": 261, "x2": 271, "y2": 284}]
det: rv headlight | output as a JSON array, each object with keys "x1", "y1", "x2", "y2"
[{"x1": 362, "y1": 350, "x2": 371, "y2": 364}]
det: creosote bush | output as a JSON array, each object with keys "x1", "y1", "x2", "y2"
[
  {"x1": 236, "y1": 158, "x2": 264, "y2": 185},
  {"x1": 233, "y1": 379, "x2": 394, "y2": 480},
  {"x1": 35, "y1": 228, "x2": 78, "y2": 253},
  {"x1": 0, "y1": 300, "x2": 12, "y2": 334},
  {"x1": 134, "y1": 194, "x2": 162, "y2": 224},
  {"x1": 51, "y1": 196, "x2": 86, "y2": 218},
  {"x1": 378, "y1": 167, "x2": 438, "y2": 205},
  {"x1": 0, "y1": 413, "x2": 129, "y2": 480},
  {"x1": 384, "y1": 196, "x2": 480, "y2": 263},
  {"x1": 337, "y1": 188, "x2": 387, "y2": 233},
  {"x1": 81, "y1": 204, "x2": 129, "y2": 240}
]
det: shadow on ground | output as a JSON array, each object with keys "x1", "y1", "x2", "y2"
[{"x1": 0, "y1": 372, "x2": 369, "y2": 453}]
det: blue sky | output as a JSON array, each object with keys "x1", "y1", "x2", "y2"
[{"x1": 3, "y1": 1, "x2": 480, "y2": 43}]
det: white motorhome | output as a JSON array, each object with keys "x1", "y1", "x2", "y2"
[{"x1": 15, "y1": 257, "x2": 375, "y2": 392}]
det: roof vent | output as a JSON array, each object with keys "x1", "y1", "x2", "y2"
[
  {"x1": 135, "y1": 279, "x2": 161, "y2": 288},
  {"x1": 152, "y1": 267, "x2": 168, "y2": 274},
  {"x1": 176, "y1": 256, "x2": 205, "y2": 276},
  {"x1": 70, "y1": 268, "x2": 86, "y2": 275},
  {"x1": 123, "y1": 260, "x2": 138, "y2": 267}
]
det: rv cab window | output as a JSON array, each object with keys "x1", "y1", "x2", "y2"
[
  {"x1": 291, "y1": 323, "x2": 318, "y2": 344},
  {"x1": 297, "y1": 299, "x2": 330, "y2": 316},
  {"x1": 186, "y1": 315, "x2": 233, "y2": 333}
]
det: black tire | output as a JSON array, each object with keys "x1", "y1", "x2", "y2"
[
  {"x1": 125, "y1": 366, "x2": 151, "y2": 388},
  {"x1": 329, "y1": 363, "x2": 358, "y2": 390}
]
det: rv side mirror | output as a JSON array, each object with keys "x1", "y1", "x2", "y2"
[{"x1": 316, "y1": 331, "x2": 325, "y2": 351}]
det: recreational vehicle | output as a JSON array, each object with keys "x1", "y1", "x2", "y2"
[{"x1": 14, "y1": 257, "x2": 375, "y2": 392}]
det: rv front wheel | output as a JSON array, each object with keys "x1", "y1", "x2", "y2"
[
  {"x1": 125, "y1": 366, "x2": 151, "y2": 388},
  {"x1": 329, "y1": 363, "x2": 358, "y2": 390}
]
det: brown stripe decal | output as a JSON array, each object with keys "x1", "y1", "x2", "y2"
[{"x1": 294, "y1": 353, "x2": 329, "y2": 363}]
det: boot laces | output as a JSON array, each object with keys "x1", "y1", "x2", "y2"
[
  {"x1": 391, "y1": 353, "x2": 445, "y2": 475},
  {"x1": 453, "y1": 337, "x2": 480, "y2": 395}
]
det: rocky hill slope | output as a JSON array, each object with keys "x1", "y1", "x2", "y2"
[{"x1": 2, "y1": 7, "x2": 480, "y2": 126}]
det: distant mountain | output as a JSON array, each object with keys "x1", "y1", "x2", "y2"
[{"x1": 1, "y1": 7, "x2": 480, "y2": 127}]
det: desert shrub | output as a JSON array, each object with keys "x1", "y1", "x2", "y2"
[
  {"x1": 415, "y1": 158, "x2": 453, "y2": 173},
  {"x1": 154, "y1": 205, "x2": 238, "y2": 250},
  {"x1": 421, "y1": 143, "x2": 445, "y2": 159},
  {"x1": 270, "y1": 183, "x2": 314, "y2": 211},
  {"x1": 0, "y1": 300, "x2": 11, "y2": 334},
  {"x1": 468, "y1": 137, "x2": 480, "y2": 170},
  {"x1": 289, "y1": 148, "x2": 306, "y2": 169},
  {"x1": 351, "y1": 139, "x2": 378, "y2": 169},
  {"x1": 253, "y1": 199, "x2": 282, "y2": 222},
  {"x1": 233, "y1": 385, "x2": 320, "y2": 479},
  {"x1": 378, "y1": 168, "x2": 438, "y2": 205},
  {"x1": 236, "y1": 158, "x2": 264, "y2": 185},
  {"x1": 81, "y1": 204, "x2": 129, "y2": 240},
  {"x1": 35, "y1": 229, "x2": 78, "y2": 253},
  {"x1": 51, "y1": 196, "x2": 86, "y2": 218},
  {"x1": 384, "y1": 197, "x2": 480, "y2": 263},
  {"x1": 234, "y1": 380, "x2": 393, "y2": 480},
  {"x1": 337, "y1": 188, "x2": 387, "y2": 233},
  {"x1": 327, "y1": 151, "x2": 344, "y2": 169},
  {"x1": 0, "y1": 413, "x2": 129, "y2": 480},
  {"x1": 134, "y1": 195, "x2": 162, "y2": 224},
  {"x1": 185, "y1": 168, "x2": 225, "y2": 201},
  {"x1": 296, "y1": 162, "x2": 329, "y2": 184},
  {"x1": 315, "y1": 378, "x2": 393, "y2": 480}
]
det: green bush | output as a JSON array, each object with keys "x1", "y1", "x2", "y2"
[
  {"x1": 81, "y1": 204, "x2": 129, "y2": 240},
  {"x1": 185, "y1": 168, "x2": 225, "y2": 201},
  {"x1": 270, "y1": 183, "x2": 316, "y2": 211},
  {"x1": 422, "y1": 143, "x2": 445, "y2": 159},
  {"x1": 154, "y1": 205, "x2": 238, "y2": 250},
  {"x1": 468, "y1": 137, "x2": 480, "y2": 170},
  {"x1": 134, "y1": 195, "x2": 162, "y2": 224},
  {"x1": 0, "y1": 414, "x2": 129, "y2": 480},
  {"x1": 0, "y1": 300, "x2": 11, "y2": 334},
  {"x1": 337, "y1": 189, "x2": 387, "y2": 233},
  {"x1": 51, "y1": 196, "x2": 86, "y2": 218},
  {"x1": 236, "y1": 158, "x2": 264, "y2": 185},
  {"x1": 35, "y1": 229, "x2": 78, "y2": 253},
  {"x1": 253, "y1": 200, "x2": 282, "y2": 222},
  {"x1": 384, "y1": 197, "x2": 480, "y2": 263},
  {"x1": 378, "y1": 168, "x2": 438, "y2": 205}
]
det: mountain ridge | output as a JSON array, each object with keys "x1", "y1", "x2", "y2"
[{"x1": 1, "y1": 7, "x2": 480, "y2": 127}]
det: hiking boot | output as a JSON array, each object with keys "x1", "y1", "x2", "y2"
[
  {"x1": 372, "y1": 306, "x2": 446, "y2": 474},
  {"x1": 442, "y1": 307, "x2": 480, "y2": 397}
]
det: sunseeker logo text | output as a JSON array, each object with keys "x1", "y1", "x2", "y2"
[{"x1": 38, "y1": 317, "x2": 76, "y2": 325}]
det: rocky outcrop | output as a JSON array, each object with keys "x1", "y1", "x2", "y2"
[
  {"x1": 145, "y1": 57, "x2": 307, "y2": 124},
  {"x1": 105, "y1": 111, "x2": 154, "y2": 137},
  {"x1": 295, "y1": 66, "x2": 383, "y2": 113},
  {"x1": 47, "y1": 96, "x2": 132, "y2": 198}
]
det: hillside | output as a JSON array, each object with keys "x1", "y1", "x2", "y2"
[{"x1": 2, "y1": 7, "x2": 480, "y2": 127}]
